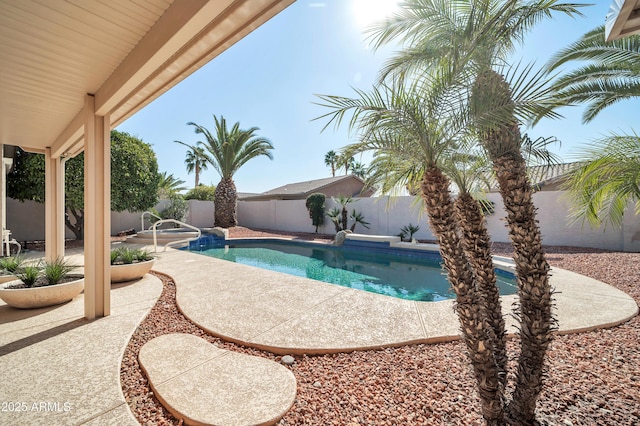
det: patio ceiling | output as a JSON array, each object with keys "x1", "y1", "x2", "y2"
[
  {"x1": 0, "y1": 0, "x2": 294, "y2": 158},
  {"x1": 606, "y1": 0, "x2": 640, "y2": 41}
]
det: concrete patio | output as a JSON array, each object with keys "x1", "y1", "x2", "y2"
[{"x1": 0, "y1": 244, "x2": 637, "y2": 424}]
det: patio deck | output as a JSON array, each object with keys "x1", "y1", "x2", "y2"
[{"x1": 0, "y1": 244, "x2": 637, "y2": 424}]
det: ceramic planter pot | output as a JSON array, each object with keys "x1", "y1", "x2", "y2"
[
  {"x1": 110, "y1": 259, "x2": 155, "y2": 283},
  {"x1": 0, "y1": 274, "x2": 18, "y2": 284},
  {"x1": 0, "y1": 277, "x2": 84, "y2": 309}
]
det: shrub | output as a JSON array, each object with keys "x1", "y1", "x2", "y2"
[
  {"x1": 160, "y1": 192, "x2": 188, "y2": 224},
  {"x1": 184, "y1": 185, "x2": 216, "y2": 201},
  {"x1": 305, "y1": 193, "x2": 326, "y2": 233}
]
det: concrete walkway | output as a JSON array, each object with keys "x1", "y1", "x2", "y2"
[
  {"x1": 153, "y1": 248, "x2": 639, "y2": 355},
  {"x1": 0, "y1": 259, "x2": 162, "y2": 425},
  {"x1": 1, "y1": 244, "x2": 637, "y2": 425}
]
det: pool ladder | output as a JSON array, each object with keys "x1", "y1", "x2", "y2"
[{"x1": 150, "y1": 219, "x2": 202, "y2": 252}]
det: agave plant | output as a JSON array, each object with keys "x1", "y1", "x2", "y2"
[
  {"x1": 16, "y1": 264, "x2": 42, "y2": 288},
  {"x1": 43, "y1": 257, "x2": 77, "y2": 286}
]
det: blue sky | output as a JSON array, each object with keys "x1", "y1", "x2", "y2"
[{"x1": 116, "y1": 0, "x2": 634, "y2": 194}]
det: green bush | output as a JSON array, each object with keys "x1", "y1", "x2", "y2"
[
  {"x1": 305, "y1": 193, "x2": 326, "y2": 232},
  {"x1": 184, "y1": 185, "x2": 216, "y2": 201}
]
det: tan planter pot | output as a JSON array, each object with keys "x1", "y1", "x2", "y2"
[
  {"x1": 0, "y1": 277, "x2": 84, "y2": 309},
  {"x1": 0, "y1": 274, "x2": 18, "y2": 284},
  {"x1": 110, "y1": 259, "x2": 155, "y2": 283}
]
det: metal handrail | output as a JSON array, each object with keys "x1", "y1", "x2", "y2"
[
  {"x1": 141, "y1": 211, "x2": 163, "y2": 231},
  {"x1": 151, "y1": 219, "x2": 201, "y2": 252}
]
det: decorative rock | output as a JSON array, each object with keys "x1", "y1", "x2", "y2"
[
  {"x1": 281, "y1": 355, "x2": 295, "y2": 365},
  {"x1": 313, "y1": 381, "x2": 322, "y2": 388},
  {"x1": 334, "y1": 230, "x2": 352, "y2": 246},
  {"x1": 210, "y1": 227, "x2": 229, "y2": 239}
]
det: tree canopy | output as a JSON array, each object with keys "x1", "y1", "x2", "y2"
[{"x1": 7, "y1": 130, "x2": 160, "y2": 239}]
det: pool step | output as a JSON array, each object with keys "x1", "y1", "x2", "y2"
[
  {"x1": 126, "y1": 229, "x2": 200, "y2": 245},
  {"x1": 139, "y1": 333, "x2": 296, "y2": 425}
]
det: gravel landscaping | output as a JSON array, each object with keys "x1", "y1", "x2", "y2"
[{"x1": 120, "y1": 227, "x2": 640, "y2": 425}]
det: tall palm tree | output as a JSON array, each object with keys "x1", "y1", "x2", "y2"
[
  {"x1": 369, "y1": 1, "x2": 583, "y2": 424},
  {"x1": 182, "y1": 115, "x2": 274, "y2": 227},
  {"x1": 316, "y1": 76, "x2": 507, "y2": 423},
  {"x1": 177, "y1": 143, "x2": 208, "y2": 187},
  {"x1": 351, "y1": 161, "x2": 368, "y2": 179},
  {"x1": 324, "y1": 150, "x2": 338, "y2": 176},
  {"x1": 339, "y1": 154, "x2": 355, "y2": 175},
  {"x1": 547, "y1": 25, "x2": 640, "y2": 123}
]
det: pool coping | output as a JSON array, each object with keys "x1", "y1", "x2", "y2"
[{"x1": 151, "y1": 242, "x2": 639, "y2": 355}]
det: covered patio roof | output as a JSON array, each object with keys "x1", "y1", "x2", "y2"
[
  {"x1": 0, "y1": 0, "x2": 294, "y2": 156},
  {"x1": 0, "y1": 0, "x2": 295, "y2": 319},
  {"x1": 606, "y1": 0, "x2": 640, "y2": 41}
]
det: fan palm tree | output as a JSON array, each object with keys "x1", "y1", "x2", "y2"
[
  {"x1": 316, "y1": 75, "x2": 508, "y2": 423},
  {"x1": 181, "y1": 115, "x2": 274, "y2": 227},
  {"x1": 324, "y1": 150, "x2": 338, "y2": 176},
  {"x1": 177, "y1": 143, "x2": 208, "y2": 187},
  {"x1": 351, "y1": 161, "x2": 368, "y2": 179},
  {"x1": 339, "y1": 154, "x2": 355, "y2": 175},
  {"x1": 368, "y1": 1, "x2": 583, "y2": 423},
  {"x1": 547, "y1": 25, "x2": 640, "y2": 123}
]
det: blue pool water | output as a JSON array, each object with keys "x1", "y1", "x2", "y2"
[{"x1": 187, "y1": 239, "x2": 517, "y2": 302}]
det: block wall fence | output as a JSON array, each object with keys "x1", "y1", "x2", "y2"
[{"x1": 6, "y1": 192, "x2": 640, "y2": 252}]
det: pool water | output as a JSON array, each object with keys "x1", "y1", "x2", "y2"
[{"x1": 188, "y1": 240, "x2": 517, "y2": 302}]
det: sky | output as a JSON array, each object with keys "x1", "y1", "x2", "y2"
[{"x1": 116, "y1": 0, "x2": 636, "y2": 194}]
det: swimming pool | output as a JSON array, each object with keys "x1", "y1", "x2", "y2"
[{"x1": 187, "y1": 238, "x2": 517, "y2": 302}]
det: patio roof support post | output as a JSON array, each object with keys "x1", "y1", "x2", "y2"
[
  {"x1": 0, "y1": 143, "x2": 5, "y2": 257},
  {"x1": 83, "y1": 94, "x2": 111, "y2": 320},
  {"x1": 44, "y1": 148, "x2": 65, "y2": 261}
]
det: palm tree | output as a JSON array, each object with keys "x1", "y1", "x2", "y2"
[
  {"x1": 316, "y1": 76, "x2": 506, "y2": 424},
  {"x1": 547, "y1": 25, "x2": 640, "y2": 123},
  {"x1": 177, "y1": 143, "x2": 208, "y2": 187},
  {"x1": 369, "y1": 1, "x2": 583, "y2": 423},
  {"x1": 339, "y1": 154, "x2": 355, "y2": 175},
  {"x1": 351, "y1": 161, "x2": 368, "y2": 179},
  {"x1": 332, "y1": 195, "x2": 354, "y2": 231},
  {"x1": 547, "y1": 26, "x2": 640, "y2": 228},
  {"x1": 158, "y1": 171, "x2": 186, "y2": 198},
  {"x1": 182, "y1": 115, "x2": 274, "y2": 227},
  {"x1": 564, "y1": 133, "x2": 640, "y2": 229},
  {"x1": 324, "y1": 150, "x2": 338, "y2": 177}
]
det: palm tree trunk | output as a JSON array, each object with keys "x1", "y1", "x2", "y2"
[
  {"x1": 454, "y1": 193, "x2": 508, "y2": 392},
  {"x1": 422, "y1": 166, "x2": 504, "y2": 424},
  {"x1": 473, "y1": 69, "x2": 553, "y2": 424},
  {"x1": 195, "y1": 163, "x2": 200, "y2": 187},
  {"x1": 214, "y1": 177, "x2": 238, "y2": 228},
  {"x1": 494, "y1": 154, "x2": 552, "y2": 425}
]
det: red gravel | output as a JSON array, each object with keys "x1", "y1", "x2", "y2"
[{"x1": 120, "y1": 227, "x2": 640, "y2": 425}]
